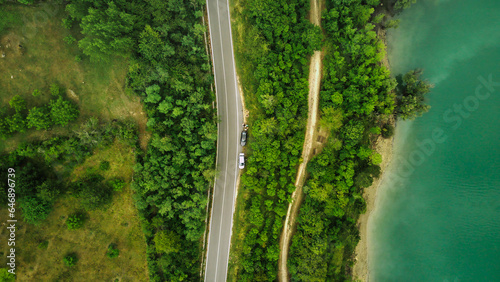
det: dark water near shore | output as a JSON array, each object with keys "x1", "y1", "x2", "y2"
[{"x1": 369, "y1": 0, "x2": 500, "y2": 281}]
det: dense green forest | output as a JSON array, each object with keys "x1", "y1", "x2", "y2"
[
  {"x1": 64, "y1": 0, "x2": 217, "y2": 280},
  {"x1": 288, "y1": 0, "x2": 396, "y2": 279},
  {"x1": 287, "y1": 0, "x2": 430, "y2": 281},
  {"x1": 229, "y1": 0, "x2": 321, "y2": 280}
]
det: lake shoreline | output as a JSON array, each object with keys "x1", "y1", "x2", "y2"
[{"x1": 352, "y1": 27, "x2": 396, "y2": 281}]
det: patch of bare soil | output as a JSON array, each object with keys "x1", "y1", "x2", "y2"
[
  {"x1": 66, "y1": 89, "x2": 79, "y2": 102},
  {"x1": 0, "y1": 34, "x2": 24, "y2": 60},
  {"x1": 278, "y1": 0, "x2": 323, "y2": 280}
]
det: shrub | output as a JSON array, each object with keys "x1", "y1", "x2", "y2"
[
  {"x1": 108, "y1": 178, "x2": 125, "y2": 192},
  {"x1": 154, "y1": 230, "x2": 181, "y2": 254},
  {"x1": 72, "y1": 174, "x2": 112, "y2": 210},
  {"x1": 75, "y1": 55, "x2": 82, "y2": 62},
  {"x1": 20, "y1": 197, "x2": 51, "y2": 225},
  {"x1": 0, "y1": 268, "x2": 15, "y2": 282},
  {"x1": 85, "y1": 166, "x2": 98, "y2": 175},
  {"x1": 385, "y1": 19, "x2": 400, "y2": 29},
  {"x1": 9, "y1": 95, "x2": 26, "y2": 112},
  {"x1": 370, "y1": 126, "x2": 381, "y2": 135},
  {"x1": 37, "y1": 137, "x2": 89, "y2": 164},
  {"x1": 66, "y1": 213, "x2": 85, "y2": 230},
  {"x1": 381, "y1": 123, "x2": 394, "y2": 138},
  {"x1": 50, "y1": 84, "x2": 60, "y2": 96},
  {"x1": 62, "y1": 18, "x2": 73, "y2": 29},
  {"x1": 63, "y1": 35, "x2": 76, "y2": 45},
  {"x1": 0, "y1": 118, "x2": 10, "y2": 139},
  {"x1": 115, "y1": 121, "x2": 138, "y2": 146},
  {"x1": 27, "y1": 106, "x2": 53, "y2": 130},
  {"x1": 63, "y1": 253, "x2": 77, "y2": 267},
  {"x1": 6, "y1": 113, "x2": 26, "y2": 133},
  {"x1": 74, "y1": 117, "x2": 113, "y2": 149},
  {"x1": 99, "y1": 161, "x2": 110, "y2": 171},
  {"x1": 395, "y1": 0, "x2": 417, "y2": 11},
  {"x1": 49, "y1": 96, "x2": 79, "y2": 126},
  {"x1": 14, "y1": 161, "x2": 46, "y2": 198},
  {"x1": 32, "y1": 89, "x2": 41, "y2": 97},
  {"x1": 50, "y1": 83, "x2": 60, "y2": 96},
  {"x1": 38, "y1": 240, "x2": 49, "y2": 249},
  {"x1": 106, "y1": 244, "x2": 119, "y2": 258},
  {"x1": 36, "y1": 180, "x2": 61, "y2": 204},
  {"x1": 371, "y1": 152, "x2": 383, "y2": 165}
]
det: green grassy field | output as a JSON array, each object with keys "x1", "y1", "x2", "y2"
[
  {"x1": 0, "y1": 3, "x2": 149, "y2": 151},
  {"x1": 0, "y1": 3, "x2": 149, "y2": 280}
]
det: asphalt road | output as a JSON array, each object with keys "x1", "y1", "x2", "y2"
[{"x1": 204, "y1": 0, "x2": 243, "y2": 281}]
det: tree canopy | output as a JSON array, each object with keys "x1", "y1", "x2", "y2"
[
  {"x1": 154, "y1": 230, "x2": 181, "y2": 254},
  {"x1": 395, "y1": 69, "x2": 433, "y2": 120},
  {"x1": 72, "y1": 2, "x2": 135, "y2": 61}
]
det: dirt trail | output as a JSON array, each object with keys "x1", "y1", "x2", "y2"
[{"x1": 278, "y1": 0, "x2": 322, "y2": 280}]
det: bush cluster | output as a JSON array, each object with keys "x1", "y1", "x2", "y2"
[
  {"x1": 382, "y1": 123, "x2": 395, "y2": 138},
  {"x1": 106, "y1": 244, "x2": 119, "y2": 258},
  {"x1": 66, "y1": 213, "x2": 85, "y2": 230},
  {"x1": 63, "y1": 253, "x2": 78, "y2": 267},
  {"x1": 0, "y1": 86, "x2": 79, "y2": 139},
  {"x1": 71, "y1": 174, "x2": 112, "y2": 210},
  {"x1": 108, "y1": 178, "x2": 125, "y2": 192},
  {"x1": 38, "y1": 240, "x2": 49, "y2": 249},
  {"x1": 0, "y1": 116, "x2": 136, "y2": 226},
  {"x1": 99, "y1": 161, "x2": 110, "y2": 171}
]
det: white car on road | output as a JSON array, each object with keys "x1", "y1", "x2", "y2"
[{"x1": 238, "y1": 153, "x2": 245, "y2": 169}]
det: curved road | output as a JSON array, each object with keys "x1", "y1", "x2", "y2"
[{"x1": 204, "y1": 0, "x2": 243, "y2": 281}]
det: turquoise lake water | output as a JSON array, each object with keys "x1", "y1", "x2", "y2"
[{"x1": 369, "y1": 0, "x2": 500, "y2": 281}]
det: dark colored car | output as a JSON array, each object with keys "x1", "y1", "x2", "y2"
[{"x1": 240, "y1": 130, "x2": 247, "y2": 146}]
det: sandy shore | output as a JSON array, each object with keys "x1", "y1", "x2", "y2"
[
  {"x1": 353, "y1": 132, "x2": 394, "y2": 281},
  {"x1": 352, "y1": 27, "x2": 395, "y2": 281}
]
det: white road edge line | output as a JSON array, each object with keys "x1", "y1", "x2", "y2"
[{"x1": 224, "y1": 0, "x2": 241, "y2": 278}]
